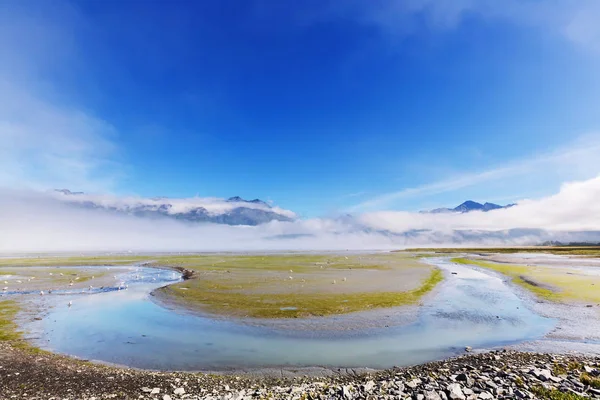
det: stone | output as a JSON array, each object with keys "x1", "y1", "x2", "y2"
[
  {"x1": 363, "y1": 381, "x2": 375, "y2": 393},
  {"x1": 141, "y1": 387, "x2": 152, "y2": 393},
  {"x1": 173, "y1": 387, "x2": 185, "y2": 395},
  {"x1": 455, "y1": 374, "x2": 473, "y2": 387},
  {"x1": 446, "y1": 383, "x2": 466, "y2": 400},
  {"x1": 163, "y1": 396, "x2": 172, "y2": 400},
  {"x1": 341, "y1": 385, "x2": 353, "y2": 400},
  {"x1": 584, "y1": 365, "x2": 596, "y2": 374},
  {"x1": 151, "y1": 388, "x2": 160, "y2": 395},
  {"x1": 424, "y1": 390, "x2": 442, "y2": 400},
  {"x1": 407, "y1": 379, "x2": 422, "y2": 389},
  {"x1": 417, "y1": 394, "x2": 425, "y2": 400},
  {"x1": 477, "y1": 392, "x2": 493, "y2": 400},
  {"x1": 465, "y1": 347, "x2": 472, "y2": 352}
]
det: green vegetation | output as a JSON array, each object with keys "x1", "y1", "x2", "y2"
[
  {"x1": 160, "y1": 268, "x2": 443, "y2": 319},
  {"x1": 0, "y1": 253, "x2": 442, "y2": 319},
  {"x1": 531, "y1": 386, "x2": 587, "y2": 400},
  {"x1": 552, "y1": 363, "x2": 568, "y2": 376},
  {"x1": 451, "y1": 257, "x2": 600, "y2": 303},
  {"x1": 0, "y1": 300, "x2": 21, "y2": 341},
  {"x1": 403, "y1": 246, "x2": 600, "y2": 257},
  {"x1": 581, "y1": 373, "x2": 600, "y2": 389}
]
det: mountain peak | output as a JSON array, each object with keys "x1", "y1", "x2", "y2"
[
  {"x1": 454, "y1": 200, "x2": 484, "y2": 212},
  {"x1": 55, "y1": 189, "x2": 84, "y2": 196},
  {"x1": 227, "y1": 196, "x2": 269, "y2": 207},
  {"x1": 424, "y1": 200, "x2": 514, "y2": 214}
]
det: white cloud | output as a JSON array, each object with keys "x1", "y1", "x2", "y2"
[
  {"x1": 350, "y1": 134, "x2": 600, "y2": 212},
  {"x1": 358, "y1": 175, "x2": 600, "y2": 234},
  {"x1": 51, "y1": 191, "x2": 297, "y2": 219},
  {"x1": 0, "y1": 1, "x2": 123, "y2": 193},
  {"x1": 1, "y1": 175, "x2": 600, "y2": 253},
  {"x1": 339, "y1": 0, "x2": 600, "y2": 52}
]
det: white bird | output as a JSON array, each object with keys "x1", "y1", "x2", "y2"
[
  {"x1": 332, "y1": 280, "x2": 336, "y2": 284},
  {"x1": 343, "y1": 277, "x2": 347, "y2": 282},
  {"x1": 40, "y1": 291, "x2": 44, "y2": 296},
  {"x1": 68, "y1": 301, "x2": 72, "y2": 307},
  {"x1": 288, "y1": 276, "x2": 293, "y2": 280},
  {"x1": 3, "y1": 281, "x2": 7, "y2": 284},
  {"x1": 16, "y1": 280, "x2": 22, "y2": 283},
  {"x1": 91, "y1": 276, "x2": 94, "y2": 279},
  {"x1": 69, "y1": 282, "x2": 73, "y2": 286},
  {"x1": 89, "y1": 286, "x2": 93, "y2": 290},
  {"x1": 345, "y1": 256, "x2": 349, "y2": 260},
  {"x1": 289, "y1": 269, "x2": 293, "y2": 273},
  {"x1": 49, "y1": 273, "x2": 53, "y2": 276},
  {"x1": 60, "y1": 273, "x2": 64, "y2": 276}
]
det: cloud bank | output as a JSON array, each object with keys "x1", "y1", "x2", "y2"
[{"x1": 2, "y1": 176, "x2": 600, "y2": 253}]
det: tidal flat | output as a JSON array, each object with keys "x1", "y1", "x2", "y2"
[{"x1": 0, "y1": 249, "x2": 600, "y2": 398}]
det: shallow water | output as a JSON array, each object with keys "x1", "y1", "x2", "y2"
[{"x1": 22, "y1": 258, "x2": 554, "y2": 371}]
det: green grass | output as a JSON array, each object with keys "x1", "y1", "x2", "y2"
[
  {"x1": 531, "y1": 386, "x2": 588, "y2": 400},
  {"x1": 0, "y1": 300, "x2": 21, "y2": 341},
  {"x1": 450, "y1": 257, "x2": 600, "y2": 303},
  {"x1": 403, "y1": 246, "x2": 600, "y2": 256},
  {"x1": 159, "y1": 268, "x2": 443, "y2": 318},
  {"x1": 581, "y1": 373, "x2": 600, "y2": 389}
]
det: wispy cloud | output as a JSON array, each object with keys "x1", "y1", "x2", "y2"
[
  {"x1": 332, "y1": 0, "x2": 600, "y2": 53},
  {"x1": 0, "y1": 1, "x2": 123, "y2": 193},
  {"x1": 349, "y1": 134, "x2": 600, "y2": 212}
]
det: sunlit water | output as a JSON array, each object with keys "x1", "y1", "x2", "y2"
[{"x1": 20, "y1": 259, "x2": 555, "y2": 371}]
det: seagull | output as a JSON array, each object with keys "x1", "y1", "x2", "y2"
[
  {"x1": 40, "y1": 291, "x2": 44, "y2": 296},
  {"x1": 289, "y1": 269, "x2": 293, "y2": 273},
  {"x1": 60, "y1": 273, "x2": 64, "y2": 276},
  {"x1": 332, "y1": 280, "x2": 336, "y2": 284},
  {"x1": 68, "y1": 301, "x2": 72, "y2": 307},
  {"x1": 89, "y1": 286, "x2": 93, "y2": 290},
  {"x1": 3, "y1": 281, "x2": 7, "y2": 284},
  {"x1": 69, "y1": 282, "x2": 74, "y2": 286},
  {"x1": 16, "y1": 280, "x2": 22, "y2": 283},
  {"x1": 288, "y1": 276, "x2": 293, "y2": 280},
  {"x1": 343, "y1": 277, "x2": 347, "y2": 282}
]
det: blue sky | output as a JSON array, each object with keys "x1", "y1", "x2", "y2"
[{"x1": 2, "y1": 1, "x2": 600, "y2": 217}]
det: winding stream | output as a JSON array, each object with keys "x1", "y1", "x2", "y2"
[{"x1": 19, "y1": 258, "x2": 554, "y2": 371}]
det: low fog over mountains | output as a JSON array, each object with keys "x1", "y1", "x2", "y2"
[
  {"x1": 0, "y1": 176, "x2": 599, "y2": 253},
  {"x1": 53, "y1": 190, "x2": 295, "y2": 226},
  {"x1": 425, "y1": 200, "x2": 515, "y2": 214}
]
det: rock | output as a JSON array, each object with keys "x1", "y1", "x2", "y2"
[
  {"x1": 417, "y1": 394, "x2": 425, "y2": 400},
  {"x1": 341, "y1": 385, "x2": 353, "y2": 399},
  {"x1": 424, "y1": 390, "x2": 442, "y2": 400},
  {"x1": 163, "y1": 396, "x2": 172, "y2": 400},
  {"x1": 446, "y1": 383, "x2": 466, "y2": 400},
  {"x1": 514, "y1": 389, "x2": 530, "y2": 399},
  {"x1": 465, "y1": 347, "x2": 472, "y2": 352},
  {"x1": 151, "y1": 388, "x2": 160, "y2": 394},
  {"x1": 477, "y1": 392, "x2": 493, "y2": 400},
  {"x1": 455, "y1": 373, "x2": 473, "y2": 387},
  {"x1": 363, "y1": 380, "x2": 375, "y2": 393},
  {"x1": 173, "y1": 387, "x2": 185, "y2": 395},
  {"x1": 141, "y1": 387, "x2": 152, "y2": 393},
  {"x1": 407, "y1": 379, "x2": 422, "y2": 389},
  {"x1": 584, "y1": 365, "x2": 595, "y2": 374},
  {"x1": 534, "y1": 368, "x2": 552, "y2": 381}
]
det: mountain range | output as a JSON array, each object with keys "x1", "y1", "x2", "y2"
[
  {"x1": 53, "y1": 190, "x2": 294, "y2": 226},
  {"x1": 425, "y1": 200, "x2": 515, "y2": 214}
]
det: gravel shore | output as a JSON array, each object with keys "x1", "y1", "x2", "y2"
[{"x1": 2, "y1": 342, "x2": 599, "y2": 400}]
